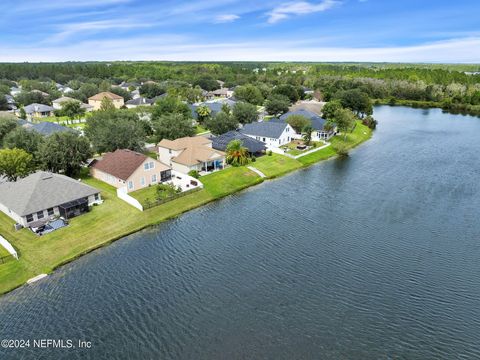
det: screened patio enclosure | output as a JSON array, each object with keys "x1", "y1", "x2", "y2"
[{"x1": 58, "y1": 198, "x2": 89, "y2": 219}]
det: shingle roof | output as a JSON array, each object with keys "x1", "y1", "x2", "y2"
[
  {"x1": 23, "y1": 103, "x2": 54, "y2": 114},
  {"x1": 278, "y1": 109, "x2": 327, "y2": 130},
  {"x1": 52, "y1": 96, "x2": 77, "y2": 104},
  {"x1": 28, "y1": 122, "x2": 72, "y2": 136},
  {"x1": 212, "y1": 131, "x2": 266, "y2": 153},
  {"x1": 158, "y1": 137, "x2": 224, "y2": 166},
  {"x1": 88, "y1": 91, "x2": 123, "y2": 101},
  {"x1": 0, "y1": 171, "x2": 100, "y2": 216},
  {"x1": 241, "y1": 121, "x2": 288, "y2": 139},
  {"x1": 125, "y1": 97, "x2": 154, "y2": 106},
  {"x1": 91, "y1": 149, "x2": 168, "y2": 181}
]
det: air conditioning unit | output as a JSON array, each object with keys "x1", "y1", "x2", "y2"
[{"x1": 14, "y1": 223, "x2": 23, "y2": 231}]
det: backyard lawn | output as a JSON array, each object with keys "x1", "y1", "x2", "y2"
[
  {"x1": 201, "y1": 166, "x2": 262, "y2": 198},
  {"x1": 0, "y1": 121, "x2": 372, "y2": 295},
  {"x1": 195, "y1": 125, "x2": 209, "y2": 134},
  {"x1": 0, "y1": 167, "x2": 262, "y2": 294},
  {"x1": 253, "y1": 153, "x2": 303, "y2": 178}
]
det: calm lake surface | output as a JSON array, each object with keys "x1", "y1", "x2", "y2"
[{"x1": 1, "y1": 106, "x2": 480, "y2": 359}]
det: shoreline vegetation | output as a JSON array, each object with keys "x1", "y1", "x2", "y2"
[
  {"x1": 0, "y1": 121, "x2": 372, "y2": 295},
  {"x1": 374, "y1": 99, "x2": 480, "y2": 117}
]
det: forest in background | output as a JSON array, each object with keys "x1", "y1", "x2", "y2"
[{"x1": 0, "y1": 62, "x2": 479, "y2": 115}]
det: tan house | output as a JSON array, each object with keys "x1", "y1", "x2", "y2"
[
  {"x1": 157, "y1": 136, "x2": 225, "y2": 174},
  {"x1": 88, "y1": 91, "x2": 124, "y2": 110},
  {"x1": 90, "y1": 149, "x2": 172, "y2": 193}
]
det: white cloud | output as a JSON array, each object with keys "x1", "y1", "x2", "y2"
[
  {"x1": 214, "y1": 14, "x2": 240, "y2": 23},
  {"x1": 1, "y1": 36, "x2": 480, "y2": 63},
  {"x1": 267, "y1": 0, "x2": 339, "y2": 24}
]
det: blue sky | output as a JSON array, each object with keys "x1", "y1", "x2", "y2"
[{"x1": 1, "y1": 0, "x2": 479, "y2": 62}]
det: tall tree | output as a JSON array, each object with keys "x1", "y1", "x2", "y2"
[
  {"x1": 0, "y1": 148, "x2": 33, "y2": 181},
  {"x1": 234, "y1": 85, "x2": 264, "y2": 105},
  {"x1": 59, "y1": 100, "x2": 85, "y2": 121},
  {"x1": 0, "y1": 115, "x2": 18, "y2": 145},
  {"x1": 265, "y1": 94, "x2": 290, "y2": 116},
  {"x1": 321, "y1": 100, "x2": 342, "y2": 121},
  {"x1": 3, "y1": 127, "x2": 44, "y2": 155},
  {"x1": 37, "y1": 132, "x2": 91, "y2": 176},
  {"x1": 85, "y1": 110, "x2": 147, "y2": 153},
  {"x1": 333, "y1": 108, "x2": 356, "y2": 140},
  {"x1": 152, "y1": 96, "x2": 192, "y2": 119},
  {"x1": 151, "y1": 113, "x2": 195, "y2": 141},
  {"x1": 204, "y1": 111, "x2": 238, "y2": 135},
  {"x1": 286, "y1": 114, "x2": 311, "y2": 133},
  {"x1": 232, "y1": 102, "x2": 258, "y2": 124}
]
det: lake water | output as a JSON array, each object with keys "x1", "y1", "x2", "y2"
[{"x1": 1, "y1": 106, "x2": 480, "y2": 359}]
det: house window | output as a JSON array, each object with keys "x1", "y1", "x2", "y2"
[
  {"x1": 169, "y1": 149, "x2": 172, "y2": 154},
  {"x1": 37, "y1": 211, "x2": 44, "y2": 219},
  {"x1": 128, "y1": 181, "x2": 134, "y2": 190},
  {"x1": 152, "y1": 174, "x2": 157, "y2": 183},
  {"x1": 161, "y1": 169, "x2": 172, "y2": 182},
  {"x1": 26, "y1": 214, "x2": 34, "y2": 223},
  {"x1": 94, "y1": 194, "x2": 99, "y2": 201},
  {"x1": 263, "y1": 137, "x2": 266, "y2": 142},
  {"x1": 144, "y1": 163, "x2": 149, "y2": 170},
  {"x1": 47, "y1": 208, "x2": 54, "y2": 216},
  {"x1": 149, "y1": 162, "x2": 154, "y2": 169},
  {"x1": 140, "y1": 177, "x2": 145, "y2": 186}
]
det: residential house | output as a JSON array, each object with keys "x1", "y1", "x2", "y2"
[
  {"x1": 88, "y1": 91, "x2": 124, "y2": 110},
  {"x1": 206, "y1": 87, "x2": 234, "y2": 98},
  {"x1": 240, "y1": 121, "x2": 294, "y2": 148},
  {"x1": 55, "y1": 83, "x2": 73, "y2": 94},
  {"x1": 119, "y1": 81, "x2": 140, "y2": 91},
  {"x1": 0, "y1": 171, "x2": 102, "y2": 228},
  {"x1": 189, "y1": 98, "x2": 237, "y2": 119},
  {"x1": 158, "y1": 136, "x2": 225, "y2": 174},
  {"x1": 125, "y1": 97, "x2": 154, "y2": 109},
  {"x1": 53, "y1": 96, "x2": 92, "y2": 112},
  {"x1": 23, "y1": 103, "x2": 54, "y2": 119},
  {"x1": 52, "y1": 96, "x2": 77, "y2": 110},
  {"x1": 278, "y1": 109, "x2": 336, "y2": 141},
  {"x1": 31, "y1": 89, "x2": 49, "y2": 97},
  {"x1": 212, "y1": 130, "x2": 266, "y2": 155},
  {"x1": 10, "y1": 87, "x2": 21, "y2": 96},
  {"x1": 90, "y1": 149, "x2": 172, "y2": 193}
]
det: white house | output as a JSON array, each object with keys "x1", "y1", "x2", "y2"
[
  {"x1": 278, "y1": 109, "x2": 337, "y2": 141},
  {"x1": 240, "y1": 121, "x2": 294, "y2": 148}
]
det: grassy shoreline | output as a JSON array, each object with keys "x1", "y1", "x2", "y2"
[{"x1": 0, "y1": 121, "x2": 372, "y2": 295}]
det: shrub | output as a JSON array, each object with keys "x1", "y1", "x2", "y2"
[
  {"x1": 251, "y1": 156, "x2": 256, "y2": 162},
  {"x1": 267, "y1": 150, "x2": 273, "y2": 156},
  {"x1": 188, "y1": 170, "x2": 200, "y2": 179},
  {"x1": 333, "y1": 143, "x2": 349, "y2": 157}
]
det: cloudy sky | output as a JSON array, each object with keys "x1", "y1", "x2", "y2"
[{"x1": 1, "y1": 0, "x2": 479, "y2": 62}]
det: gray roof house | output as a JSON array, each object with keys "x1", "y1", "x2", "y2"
[
  {"x1": 212, "y1": 131, "x2": 266, "y2": 154},
  {"x1": 23, "y1": 103, "x2": 54, "y2": 119},
  {"x1": 240, "y1": 121, "x2": 294, "y2": 148},
  {"x1": 278, "y1": 109, "x2": 327, "y2": 130},
  {"x1": 125, "y1": 97, "x2": 154, "y2": 108},
  {"x1": 29, "y1": 122, "x2": 73, "y2": 136},
  {"x1": 0, "y1": 171, "x2": 102, "y2": 228},
  {"x1": 276, "y1": 109, "x2": 336, "y2": 141}
]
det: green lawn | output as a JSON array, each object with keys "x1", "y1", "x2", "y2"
[
  {"x1": 195, "y1": 125, "x2": 209, "y2": 134},
  {"x1": 0, "y1": 245, "x2": 10, "y2": 258},
  {"x1": 0, "y1": 120, "x2": 372, "y2": 295},
  {"x1": 0, "y1": 167, "x2": 261, "y2": 294},
  {"x1": 200, "y1": 167, "x2": 262, "y2": 198},
  {"x1": 143, "y1": 150, "x2": 158, "y2": 159},
  {"x1": 253, "y1": 153, "x2": 303, "y2": 178}
]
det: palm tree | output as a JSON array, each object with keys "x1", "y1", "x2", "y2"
[
  {"x1": 225, "y1": 139, "x2": 250, "y2": 167},
  {"x1": 302, "y1": 125, "x2": 314, "y2": 146}
]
